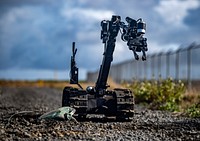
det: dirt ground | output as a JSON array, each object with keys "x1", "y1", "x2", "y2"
[{"x1": 0, "y1": 84, "x2": 200, "y2": 140}]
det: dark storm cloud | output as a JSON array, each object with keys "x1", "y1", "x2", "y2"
[
  {"x1": 157, "y1": 6, "x2": 200, "y2": 45},
  {"x1": 0, "y1": 0, "x2": 200, "y2": 77},
  {"x1": 149, "y1": 0, "x2": 200, "y2": 46},
  {"x1": 0, "y1": 0, "x2": 57, "y2": 7},
  {"x1": 0, "y1": 0, "x2": 116, "y2": 72},
  {"x1": 184, "y1": 7, "x2": 200, "y2": 32},
  {"x1": 0, "y1": 0, "x2": 86, "y2": 70},
  {"x1": 0, "y1": 0, "x2": 58, "y2": 16},
  {"x1": 0, "y1": 7, "x2": 62, "y2": 70}
]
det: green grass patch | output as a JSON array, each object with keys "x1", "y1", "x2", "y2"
[
  {"x1": 124, "y1": 78, "x2": 185, "y2": 112},
  {"x1": 124, "y1": 78, "x2": 200, "y2": 117}
]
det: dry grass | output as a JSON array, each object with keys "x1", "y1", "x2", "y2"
[
  {"x1": 0, "y1": 80, "x2": 67, "y2": 89},
  {"x1": 181, "y1": 88, "x2": 200, "y2": 110},
  {"x1": 0, "y1": 78, "x2": 124, "y2": 90},
  {"x1": 1, "y1": 79, "x2": 198, "y2": 108}
]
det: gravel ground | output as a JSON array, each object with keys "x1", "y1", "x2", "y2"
[{"x1": 0, "y1": 86, "x2": 200, "y2": 141}]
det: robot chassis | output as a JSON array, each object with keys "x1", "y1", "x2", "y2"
[{"x1": 62, "y1": 15, "x2": 148, "y2": 120}]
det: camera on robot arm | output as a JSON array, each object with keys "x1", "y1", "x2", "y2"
[
  {"x1": 101, "y1": 16, "x2": 148, "y2": 61},
  {"x1": 121, "y1": 17, "x2": 148, "y2": 61},
  {"x1": 100, "y1": 15, "x2": 121, "y2": 44}
]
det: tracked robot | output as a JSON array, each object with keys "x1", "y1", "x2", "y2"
[{"x1": 62, "y1": 15, "x2": 148, "y2": 120}]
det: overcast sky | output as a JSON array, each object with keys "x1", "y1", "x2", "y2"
[{"x1": 0, "y1": 0, "x2": 200, "y2": 80}]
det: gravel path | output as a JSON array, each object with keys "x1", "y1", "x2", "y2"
[{"x1": 0, "y1": 87, "x2": 199, "y2": 141}]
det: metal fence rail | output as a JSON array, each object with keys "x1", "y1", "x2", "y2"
[{"x1": 87, "y1": 43, "x2": 200, "y2": 86}]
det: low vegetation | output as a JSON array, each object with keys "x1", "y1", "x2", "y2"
[
  {"x1": 124, "y1": 78, "x2": 200, "y2": 118},
  {"x1": 186, "y1": 103, "x2": 200, "y2": 117},
  {"x1": 1, "y1": 79, "x2": 199, "y2": 118}
]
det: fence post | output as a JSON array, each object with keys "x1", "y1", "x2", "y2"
[
  {"x1": 188, "y1": 47, "x2": 191, "y2": 90},
  {"x1": 144, "y1": 59, "x2": 147, "y2": 80},
  {"x1": 175, "y1": 48, "x2": 181, "y2": 81},
  {"x1": 139, "y1": 60, "x2": 142, "y2": 80},
  {"x1": 135, "y1": 60, "x2": 138, "y2": 80},
  {"x1": 166, "y1": 51, "x2": 171, "y2": 78},
  {"x1": 158, "y1": 52, "x2": 162, "y2": 78},
  {"x1": 187, "y1": 43, "x2": 195, "y2": 90},
  {"x1": 87, "y1": 43, "x2": 200, "y2": 85},
  {"x1": 138, "y1": 60, "x2": 141, "y2": 80},
  {"x1": 151, "y1": 54, "x2": 155, "y2": 79}
]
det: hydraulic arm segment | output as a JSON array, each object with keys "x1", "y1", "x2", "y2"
[{"x1": 62, "y1": 15, "x2": 148, "y2": 120}]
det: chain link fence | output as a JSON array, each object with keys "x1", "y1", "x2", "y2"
[{"x1": 87, "y1": 43, "x2": 200, "y2": 87}]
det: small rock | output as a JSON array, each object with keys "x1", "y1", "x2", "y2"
[
  {"x1": 57, "y1": 131, "x2": 64, "y2": 137},
  {"x1": 52, "y1": 131, "x2": 57, "y2": 136},
  {"x1": 0, "y1": 129, "x2": 5, "y2": 134},
  {"x1": 24, "y1": 132, "x2": 32, "y2": 138},
  {"x1": 108, "y1": 124, "x2": 114, "y2": 130},
  {"x1": 132, "y1": 125, "x2": 137, "y2": 130},
  {"x1": 38, "y1": 132, "x2": 42, "y2": 137}
]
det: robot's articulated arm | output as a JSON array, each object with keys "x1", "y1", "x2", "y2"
[
  {"x1": 69, "y1": 15, "x2": 148, "y2": 92},
  {"x1": 101, "y1": 16, "x2": 148, "y2": 61},
  {"x1": 96, "y1": 15, "x2": 148, "y2": 92}
]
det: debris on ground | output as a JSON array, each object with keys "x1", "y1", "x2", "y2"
[
  {"x1": 0, "y1": 87, "x2": 199, "y2": 140},
  {"x1": 39, "y1": 107, "x2": 76, "y2": 120}
]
